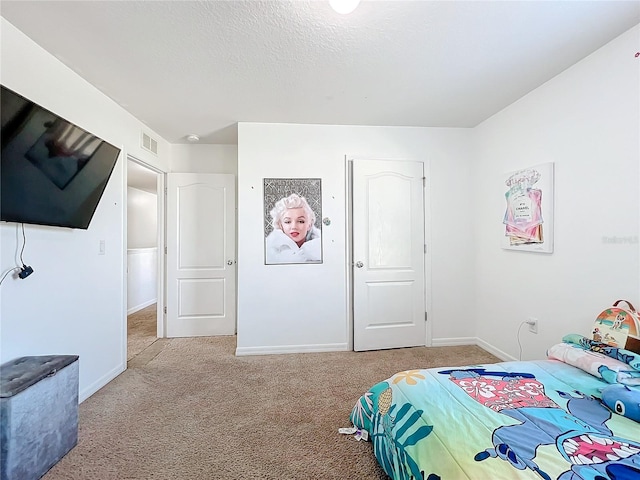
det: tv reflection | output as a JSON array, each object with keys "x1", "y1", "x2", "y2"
[{"x1": 28, "y1": 118, "x2": 102, "y2": 190}]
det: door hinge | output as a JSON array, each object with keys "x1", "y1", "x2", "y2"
[
  {"x1": 165, "y1": 246, "x2": 167, "y2": 254},
  {"x1": 425, "y1": 312, "x2": 428, "y2": 322},
  {"x1": 424, "y1": 244, "x2": 427, "y2": 254},
  {"x1": 422, "y1": 176, "x2": 426, "y2": 187},
  {"x1": 164, "y1": 306, "x2": 167, "y2": 314}
]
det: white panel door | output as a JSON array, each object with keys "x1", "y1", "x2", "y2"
[
  {"x1": 352, "y1": 160, "x2": 425, "y2": 351},
  {"x1": 166, "y1": 173, "x2": 236, "y2": 337}
]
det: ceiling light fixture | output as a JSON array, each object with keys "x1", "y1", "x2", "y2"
[
  {"x1": 329, "y1": 0, "x2": 361, "y2": 15},
  {"x1": 186, "y1": 134, "x2": 200, "y2": 142}
]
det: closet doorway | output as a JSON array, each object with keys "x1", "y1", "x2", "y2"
[
  {"x1": 348, "y1": 158, "x2": 429, "y2": 352},
  {"x1": 126, "y1": 157, "x2": 165, "y2": 362}
]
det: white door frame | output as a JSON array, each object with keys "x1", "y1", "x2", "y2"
[
  {"x1": 345, "y1": 157, "x2": 355, "y2": 350},
  {"x1": 423, "y1": 168, "x2": 433, "y2": 347},
  {"x1": 346, "y1": 157, "x2": 433, "y2": 350},
  {"x1": 124, "y1": 154, "x2": 167, "y2": 344}
]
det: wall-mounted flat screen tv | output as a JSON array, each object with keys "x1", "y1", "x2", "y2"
[{"x1": 1, "y1": 85, "x2": 121, "y2": 229}]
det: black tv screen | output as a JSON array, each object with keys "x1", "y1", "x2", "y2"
[{"x1": 1, "y1": 85, "x2": 121, "y2": 229}]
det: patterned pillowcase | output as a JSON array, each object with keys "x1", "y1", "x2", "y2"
[
  {"x1": 562, "y1": 333, "x2": 640, "y2": 371},
  {"x1": 547, "y1": 343, "x2": 640, "y2": 385}
]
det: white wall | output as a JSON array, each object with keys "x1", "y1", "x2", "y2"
[
  {"x1": 472, "y1": 25, "x2": 640, "y2": 361},
  {"x1": 127, "y1": 187, "x2": 158, "y2": 248},
  {"x1": 3, "y1": 13, "x2": 637, "y2": 403},
  {"x1": 170, "y1": 144, "x2": 238, "y2": 174},
  {"x1": 0, "y1": 18, "x2": 170, "y2": 402},
  {"x1": 236, "y1": 124, "x2": 475, "y2": 354},
  {"x1": 127, "y1": 248, "x2": 158, "y2": 314},
  {"x1": 126, "y1": 187, "x2": 158, "y2": 313}
]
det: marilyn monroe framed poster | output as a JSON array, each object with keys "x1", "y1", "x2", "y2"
[{"x1": 264, "y1": 178, "x2": 322, "y2": 265}]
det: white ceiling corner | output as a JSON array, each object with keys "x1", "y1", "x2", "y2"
[{"x1": 1, "y1": 0, "x2": 639, "y2": 145}]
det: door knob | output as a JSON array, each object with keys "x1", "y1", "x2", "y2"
[
  {"x1": 355, "y1": 261, "x2": 364, "y2": 268},
  {"x1": 227, "y1": 260, "x2": 234, "y2": 265}
]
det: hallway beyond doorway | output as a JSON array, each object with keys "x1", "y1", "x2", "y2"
[{"x1": 127, "y1": 303, "x2": 157, "y2": 361}]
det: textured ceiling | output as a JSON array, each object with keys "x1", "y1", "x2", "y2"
[{"x1": 1, "y1": 1, "x2": 639, "y2": 145}]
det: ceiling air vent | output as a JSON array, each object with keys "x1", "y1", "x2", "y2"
[{"x1": 141, "y1": 131, "x2": 158, "y2": 155}]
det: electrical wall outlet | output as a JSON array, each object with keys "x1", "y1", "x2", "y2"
[{"x1": 527, "y1": 317, "x2": 538, "y2": 334}]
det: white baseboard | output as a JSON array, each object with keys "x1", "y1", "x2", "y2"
[
  {"x1": 235, "y1": 343, "x2": 349, "y2": 356},
  {"x1": 431, "y1": 336, "x2": 477, "y2": 347},
  {"x1": 432, "y1": 336, "x2": 517, "y2": 362},
  {"x1": 79, "y1": 363, "x2": 125, "y2": 403},
  {"x1": 475, "y1": 337, "x2": 517, "y2": 362},
  {"x1": 236, "y1": 338, "x2": 516, "y2": 361},
  {"x1": 235, "y1": 338, "x2": 516, "y2": 360},
  {"x1": 127, "y1": 298, "x2": 157, "y2": 315}
]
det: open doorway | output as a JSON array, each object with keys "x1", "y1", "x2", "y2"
[{"x1": 126, "y1": 157, "x2": 165, "y2": 362}]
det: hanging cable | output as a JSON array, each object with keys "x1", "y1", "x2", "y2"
[
  {"x1": 517, "y1": 321, "x2": 528, "y2": 360},
  {"x1": 0, "y1": 224, "x2": 33, "y2": 285},
  {"x1": 0, "y1": 267, "x2": 21, "y2": 285},
  {"x1": 18, "y1": 223, "x2": 33, "y2": 278},
  {"x1": 20, "y1": 223, "x2": 26, "y2": 265}
]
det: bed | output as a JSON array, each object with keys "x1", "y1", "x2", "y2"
[{"x1": 349, "y1": 336, "x2": 640, "y2": 480}]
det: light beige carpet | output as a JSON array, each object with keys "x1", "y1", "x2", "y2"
[
  {"x1": 127, "y1": 304, "x2": 157, "y2": 361},
  {"x1": 44, "y1": 337, "x2": 500, "y2": 480}
]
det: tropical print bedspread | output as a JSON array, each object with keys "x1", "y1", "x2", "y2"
[{"x1": 350, "y1": 360, "x2": 640, "y2": 479}]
